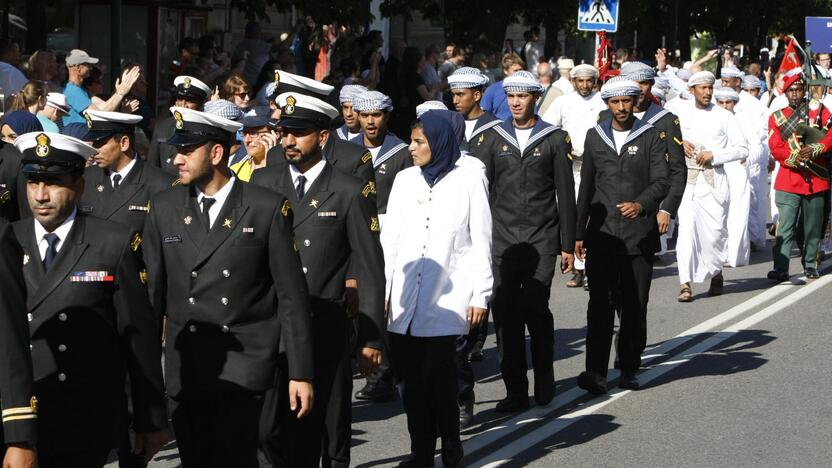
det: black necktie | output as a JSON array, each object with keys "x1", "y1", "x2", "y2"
[
  {"x1": 296, "y1": 175, "x2": 306, "y2": 199},
  {"x1": 201, "y1": 197, "x2": 215, "y2": 230},
  {"x1": 112, "y1": 174, "x2": 122, "y2": 189},
  {"x1": 42, "y1": 233, "x2": 59, "y2": 270}
]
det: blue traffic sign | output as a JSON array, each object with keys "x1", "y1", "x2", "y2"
[
  {"x1": 806, "y1": 17, "x2": 832, "y2": 53},
  {"x1": 578, "y1": 0, "x2": 619, "y2": 33}
]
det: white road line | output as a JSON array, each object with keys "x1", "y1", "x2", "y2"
[
  {"x1": 459, "y1": 277, "x2": 804, "y2": 456},
  {"x1": 470, "y1": 274, "x2": 832, "y2": 467}
]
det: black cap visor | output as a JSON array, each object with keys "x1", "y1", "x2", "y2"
[
  {"x1": 22, "y1": 161, "x2": 84, "y2": 175},
  {"x1": 278, "y1": 117, "x2": 327, "y2": 131}
]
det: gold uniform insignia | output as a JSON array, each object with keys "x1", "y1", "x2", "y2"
[
  {"x1": 565, "y1": 135, "x2": 571, "y2": 144},
  {"x1": 30, "y1": 396, "x2": 37, "y2": 412},
  {"x1": 361, "y1": 152, "x2": 372, "y2": 164},
  {"x1": 139, "y1": 269, "x2": 148, "y2": 285},
  {"x1": 174, "y1": 110, "x2": 185, "y2": 130},
  {"x1": 35, "y1": 133, "x2": 50, "y2": 158},
  {"x1": 0, "y1": 190, "x2": 10, "y2": 203},
  {"x1": 309, "y1": 199, "x2": 319, "y2": 208},
  {"x1": 477, "y1": 134, "x2": 485, "y2": 145},
  {"x1": 171, "y1": 178, "x2": 182, "y2": 186},
  {"x1": 130, "y1": 233, "x2": 142, "y2": 252},
  {"x1": 274, "y1": 70, "x2": 280, "y2": 86},
  {"x1": 673, "y1": 137, "x2": 683, "y2": 146},
  {"x1": 285, "y1": 95, "x2": 296, "y2": 115},
  {"x1": 362, "y1": 181, "x2": 376, "y2": 198},
  {"x1": 369, "y1": 217, "x2": 380, "y2": 232},
  {"x1": 673, "y1": 118, "x2": 680, "y2": 126},
  {"x1": 659, "y1": 131, "x2": 666, "y2": 140},
  {"x1": 84, "y1": 112, "x2": 93, "y2": 128},
  {"x1": 281, "y1": 199, "x2": 291, "y2": 217},
  {"x1": 183, "y1": 77, "x2": 192, "y2": 88},
  {"x1": 223, "y1": 218, "x2": 232, "y2": 228}
]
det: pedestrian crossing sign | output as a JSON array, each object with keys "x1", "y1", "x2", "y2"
[{"x1": 578, "y1": 0, "x2": 619, "y2": 32}]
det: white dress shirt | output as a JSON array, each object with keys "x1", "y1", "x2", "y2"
[
  {"x1": 35, "y1": 209, "x2": 77, "y2": 260},
  {"x1": 552, "y1": 76, "x2": 574, "y2": 95},
  {"x1": 196, "y1": 177, "x2": 236, "y2": 228},
  {"x1": 541, "y1": 91, "x2": 606, "y2": 157},
  {"x1": 382, "y1": 155, "x2": 493, "y2": 337},
  {"x1": 288, "y1": 156, "x2": 326, "y2": 193},
  {"x1": 109, "y1": 157, "x2": 136, "y2": 187}
]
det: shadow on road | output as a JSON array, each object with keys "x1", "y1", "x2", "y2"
[{"x1": 642, "y1": 328, "x2": 775, "y2": 390}]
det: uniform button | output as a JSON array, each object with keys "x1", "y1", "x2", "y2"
[
  {"x1": 58, "y1": 344, "x2": 67, "y2": 352},
  {"x1": 58, "y1": 373, "x2": 66, "y2": 382},
  {"x1": 303, "y1": 239, "x2": 311, "y2": 247},
  {"x1": 58, "y1": 313, "x2": 67, "y2": 322},
  {"x1": 188, "y1": 324, "x2": 197, "y2": 333},
  {"x1": 27, "y1": 313, "x2": 33, "y2": 322},
  {"x1": 221, "y1": 325, "x2": 230, "y2": 333},
  {"x1": 29, "y1": 344, "x2": 33, "y2": 351},
  {"x1": 303, "y1": 267, "x2": 308, "y2": 274},
  {"x1": 222, "y1": 269, "x2": 230, "y2": 278},
  {"x1": 188, "y1": 297, "x2": 195, "y2": 305},
  {"x1": 191, "y1": 271, "x2": 198, "y2": 278},
  {"x1": 221, "y1": 297, "x2": 229, "y2": 306}
]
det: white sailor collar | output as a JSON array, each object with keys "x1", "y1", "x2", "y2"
[
  {"x1": 593, "y1": 116, "x2": 654, "y2": 154},
  {"x1": 493, "y1": 117, "x2": 560, "y2": 154}
]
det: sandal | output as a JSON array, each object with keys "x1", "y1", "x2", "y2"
[
  {"x1": 677, "y1": 286, "x2": 693, "y2": 302},
  {"x1": 566, "y1": 270, "x2": 585, "y2": 288},
  {"x1": 708, "y1": 273, "x2": 724, "y2": 296}
]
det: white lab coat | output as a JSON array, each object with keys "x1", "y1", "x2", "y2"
[{"x1": 382, "y1": 155, "x2": 493, "y2": 337}]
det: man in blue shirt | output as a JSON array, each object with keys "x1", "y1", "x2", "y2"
[
  {"x1": 481, "y1": 53, "x2": 525, "y2": 121},
  {"x1": 62, "y1": 49, "x2": 99, "y2": 125},
  {"x1": 62, "y1": 49, "x2": 141, "y2": 125}
]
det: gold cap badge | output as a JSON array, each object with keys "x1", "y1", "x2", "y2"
[
  {"x1": 174, "y1": 110, "x2": 184, "y2": 130},
  {"x1": 35, "y1": 133, "x2": 50, "y2": 158},
  {"x1": 285, "y1": 95, "x2": 296, "y2": 115}
]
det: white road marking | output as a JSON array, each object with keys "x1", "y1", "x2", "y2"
[
  {"x1": 470, "y1": 274, "x2": 832, "y2": 467},
  {"x1": 459, "y1": 277, "x2": 804, "y2": 456}
]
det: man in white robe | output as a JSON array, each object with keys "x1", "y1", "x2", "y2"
[
  {"x1": 741, "y1": 75, "x2": 772, "y2": 249},
  {"x1": 542, "y1": 63, "x2": 605, "y2": 288},
  {"x1": 714, "y1": 86, "x2": 753, "y2": 267},
  {"x1": 674, "y1": 71, "x2": 749, "y2": 301}
]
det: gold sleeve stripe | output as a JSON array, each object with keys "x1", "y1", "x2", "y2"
[
  {"x1": 3, "y1": 414, "x2": 37, "y2": 422},
  {"x1": 2, "y1": 407, "x2": 37, "y2": 417}
]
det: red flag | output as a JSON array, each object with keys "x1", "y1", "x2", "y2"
[{"x1": 779, "y1": 38, "x2": 802, "y2": 74}]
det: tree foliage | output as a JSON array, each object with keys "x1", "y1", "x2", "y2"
[{"x1": 231, "y1": 0, "x2": 832, "y2": 57}]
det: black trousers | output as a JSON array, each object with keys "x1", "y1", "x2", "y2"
[
  {"x1": 389, "y1": 332, "x2": 460, "y2": 464},
  {"x1": 170, "y1": 391, "x2": 264, "y2": 468},
  {"x1": 490, "y1": 254, "x2": 556, "y2": 397},
  {"x1": 261, "y1": 305, "x2": 351, "y2": 468},
  {"x1": 585, "y1": 252, "x2": 653, "y2": 377},
  {"x1": 455, "y1": 328, "x2": 477, "y2": 403}
]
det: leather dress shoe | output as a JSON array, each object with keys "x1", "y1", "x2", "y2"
[
  {"x1": 354, "y1": 381, "x2": 396, "y2": 402},
  {"x1": 618, "y1": 372, "x2": 641, "y2": 390},
  {"x1": 459, "y1": 395, "x2": 475, "y2": 428},
  {"x1": 577, "y1": 371, "x2": 607, "y2": 395},
  {"x1": 805, "y1": 267, "x2": 820, "y2": 279},
  {"x1": 767, "y1": 270, "x2": 789, "y2": 282},
  {"x1": 495, "y1": 394, "x2": 530, "y2": 412}
]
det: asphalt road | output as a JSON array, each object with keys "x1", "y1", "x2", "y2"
[{"x1": 107, "y1": 240, "x2": 832, "y2": 467}]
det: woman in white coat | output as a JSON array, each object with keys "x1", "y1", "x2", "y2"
[{"x1": 381, "y1": 111, "x2": 493, "y2": 467}]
